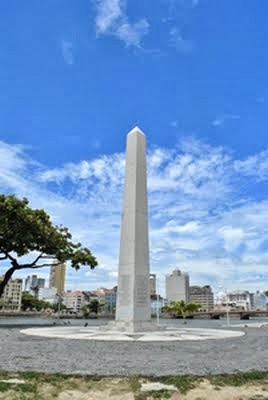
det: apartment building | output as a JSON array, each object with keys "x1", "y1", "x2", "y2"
[
  {"x1": 0, "y1": 278, "x2": 23, "y2": 311},
  {"x1": 189, "y1": 285, "x2": 214, "y2": 311}
]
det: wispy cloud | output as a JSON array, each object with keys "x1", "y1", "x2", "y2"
[
  {"x1": 60, "y1": 39, "x2": 74, "y2": 65},
  {"x1": 234, "y1": 150, "x2": 268, "y2": 181},
  {"x1": 169, "y1": 27, "x2": 193, "y2": 52},
  {"x1": 95, "y1": 0, "x2": 149, "y2": 47},
  {"x1": 176, "y1": 0, "x2": 199, "y2": 9},
  {"x1": 1, "y1": 137, "x2": 268, "y2": 293},
  {"x1": 211, "y1": 114, "x2": 240, "y2": 127},
  {"x1": 170, "y1": 121, "x2": 178, "y2": 128}
]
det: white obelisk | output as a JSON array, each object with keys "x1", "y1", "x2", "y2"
[{"x1": 115, "y1": 126, "x2": 152, "y2": 332}]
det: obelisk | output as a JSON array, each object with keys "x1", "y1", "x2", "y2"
[{"x1": 114, "y1": 126, "x2": 152, "y2": 332}]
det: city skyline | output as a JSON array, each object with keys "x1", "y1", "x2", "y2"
[{"x1": 0, "y1": 2, "x2": 268, "y2": 294}]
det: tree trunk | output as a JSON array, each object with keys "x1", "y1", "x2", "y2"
[{"x1": 0, "y1": 265, "x2": 17, "y2": 298}]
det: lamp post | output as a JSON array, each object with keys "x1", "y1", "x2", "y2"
[
  {"x1": 156, "y1": 278, "x2": 160, "y2": 326},
  {"x1": 56, "y1": 292, "x2": 62, "y2": 322},
  {"x1": 217, "y1": 284, "x2": 230, "y2": 327}
]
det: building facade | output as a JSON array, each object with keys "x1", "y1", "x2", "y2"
[
  {"x1": 49, "y1": 262, "x2": 66, "y2": 293},
  {"x1": 38, "y1": 287, "x2": 58, "y2": 304},
  {"x1": 166, "y1": 269, "x2": 190, "y2": 303},
  {"x1": 149, "y1": 274, "x2": 156, "y2": 296},
  {"x1": 150, "y1": 296, "x2": 167, "y2": 315},
  {"x1": 189, "y1": 285, "x2": 214, "y2": 311},
  {"x1": 24, "y1": 275, "x2": 45, "y2": 296},
  {"x1": 0, "y1": 278, "x2": 23, "y2": 311},
  {"x1": 63, "y1": 291, "x2": 86, "y2": 313},
  {"x1": 253, "y1": 291, "x2": 267, "y2": 310},
  {"x1": 104, "y1": 286, "x2": 117, "y2": 313},
  {"x1": 226, "y1": 290, "x2": 253, "y2": 311}
]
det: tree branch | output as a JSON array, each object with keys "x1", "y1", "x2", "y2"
[
  {"x1": 0, "y1": 265, "x2": 17, "y2": 297},
  {"x1": 0, "y1": 248, "x2": 16, "y2": 263},
  {"x1": 30, "y1": 252, "x2": 44, "y2": 266},
  {"x1": 17, "y1": 262, "x2": 62, "y2": 270}
]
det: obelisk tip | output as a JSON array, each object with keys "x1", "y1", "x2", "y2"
[{"x1": 127, "y1": 126, "x2": 145, "y2": 136}]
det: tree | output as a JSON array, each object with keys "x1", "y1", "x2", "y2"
[
  {"x1": 264, "y1": 290, "x2": 268, "y2": 297},
  {"x1": 164, "y1": 300, "x2": 201, "y2": 323},
  {"x1": 88, "y1": 299, "x2": 101, "y2": 314},
  {"x1": 81, "y1": 300, "x2": 103, "y2": 317},
  {"x1": 0, "y1": 195, "x2": 98, "y2": 297},
  {"x1": 21, "y1": 292, "x2": 53, "y2": 311}
]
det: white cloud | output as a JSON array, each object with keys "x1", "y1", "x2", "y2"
[
  {"x1": 234, "y1": 150, "x2": 268, "y2": 181},
  {"x1": 1, "y1": 137, "x2": 268, "y2": 294},
  {"x1": 60, "y1": 39, "x2": 74, "y2": 65},
  {"x1": 211, "y1": 114, "x2": 240, "y2": 127},
  {"x1": 218, "y1": 227, "x2": 244, "y2": 252},
  {"x1": 95, "y1": 0, "x2": 149, "y2": 47}
]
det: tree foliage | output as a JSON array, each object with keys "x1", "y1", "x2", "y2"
[
  {"x1": 21, "y1": 292, "x2": 52, "y2": 311},
  {"x1": 0, "y1": 195, "x2": 98, "y2": 297},
  {"x1": 163, "y1": 300, "x2": 201, "y2": 322},
  {"x1": 81, "y1": 299, "x2": 102, "y2": 317}
]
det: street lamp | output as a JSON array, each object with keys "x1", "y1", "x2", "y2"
[
  {"x1": 156, "y1": 278, "x2": 160, "y2": 326},
  {"x1": 56, "y1": 292, "x2": 63, "y2": 322}
]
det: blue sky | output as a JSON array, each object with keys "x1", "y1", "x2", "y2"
[{"x1": 0, "y1": 0, "x2": 268, "y2": 295}]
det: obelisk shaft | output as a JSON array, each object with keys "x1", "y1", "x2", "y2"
[{"x1": 115, "y1": 127, "x2": 151, "y2": 328}]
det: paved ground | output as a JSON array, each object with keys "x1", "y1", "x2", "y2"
[
  {"x1": 1, "y1": 326, "x2": 268, "y2": 376},
  {"x1": 20, "y1": 325, "x2": 245, "y2": 341}
]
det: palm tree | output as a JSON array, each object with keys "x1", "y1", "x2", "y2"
[{"x1": 164, "y1": 300, "x2": 201, "y2": 324}]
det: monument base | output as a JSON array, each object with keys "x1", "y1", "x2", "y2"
[{"x1": 100, "y1": 320, "x2": 166, "y2": 333}]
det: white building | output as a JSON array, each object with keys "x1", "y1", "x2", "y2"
[
  {"x1": 166, "y1": 269, "x2": 190, "y2": 303},
  {"x1": 226, "y1": 290, "x2": 253, "y2": 311},
  {"x1": 252, "y1": 291, "x2": 267, "y2": 311},
  {"x1": 38, "y1": 287, "x2": 58, "y2": 304},
  {"x1": 63, "y1": 291, "x2": 87, "y2": 313},
  {"x1": 0, "y1": 278, "x2": 23, "y2": 311}
]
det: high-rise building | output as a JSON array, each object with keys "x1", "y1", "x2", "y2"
[
  {"x1": 189, "y1": 285, "x2": 214, "y2": 311},
  {"x1": 149, "y1": 274, "x2": 156, "y2": 296},
  {"x1": 0, "y1": 278, "x2": 23, "y2": 311},
  {"x1": 49, "y1": 262, "x2": 66, "y2": 293},
  {"x1": 24, "y1": 275, "x2": 45, "y2": 296},
  {"x1": 166, "y1": 269, "x2": 189, "y2": 303}
]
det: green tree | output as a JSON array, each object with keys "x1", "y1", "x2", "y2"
[
  {"x1": 88, "y1": 299, "x2": 101, "y2": 315},
  {"x1": 21, "y1": 292, "x2": 53, "y2": 311},
  {"x1": 264, "y1": 290, "x2": 268, "y2": 297},
  {"x1": 81, "y1": 300, "x2": 102, "y2": 317},
  {"x1": 164, "y1": 300, "x2": 201, "y2": 323},
  {"x1": 0, "y1": 195, "x2": 98, "y2": 297}
]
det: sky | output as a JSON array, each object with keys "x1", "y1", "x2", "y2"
[{"x1": 0, "y1": 0, "x2": 268, "y2": 296}]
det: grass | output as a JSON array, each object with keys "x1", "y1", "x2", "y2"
[
  {"x1": 208, "y1": 370, "x2": 268, "y2": 387},
  {"x1": 0, "y1": 370, "x2": 267, "y2": 399},
  {"x1": 157, "y1": 375, "x2": 200, "y2": 394},
  {"x1": 134, "y1": 391, "x2": 171, "y2": 400}
]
